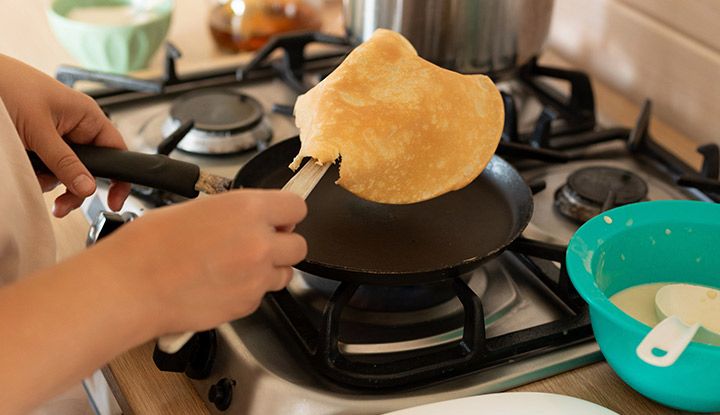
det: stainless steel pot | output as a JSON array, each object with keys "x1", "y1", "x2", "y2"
[{"x1": 342, "y1": 0, "x2": 554, "y2": 76}]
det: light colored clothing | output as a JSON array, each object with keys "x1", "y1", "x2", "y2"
[
  {"x1": 0, "y1": 98, "x2": 56, "y2": 284},
  {"x1": 0, "y1": 99, "x2": 94, "y2": 415}
]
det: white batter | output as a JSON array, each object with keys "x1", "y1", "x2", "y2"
[
  {"x1": 611, "y1": 282, "x2": 720, "y2": 334},
  {"x1": 610, "y1": 283, "x2": 669, "y2": 327}
]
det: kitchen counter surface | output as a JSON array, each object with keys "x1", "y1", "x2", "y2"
[
  {"x1": 46, "y1": 53, "x2": 706, "y2": 415},
  {"x1": 8, "y1": 1, "x2": 709, "y2": 414}
]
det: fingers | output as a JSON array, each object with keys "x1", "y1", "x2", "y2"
[
  {"x1": 271, "y1": 232, "x2": 308, "y2": 266},
  {"x1": 252, "y1": 190, "x2": 308, "y2": 227},
  {"x1": 53, "y1": 191, "x2": 85, "y2": 218},
  {"x1": 63, "y1": 96, "x2": 131, "y2": 209},
  {"x1": 63, "y1": 95, "x2": 126, "y2": 150},
  {"x1": 30, "y1": 127, "x2": 96, "y2": 200},
  {"x1": 265, "y1": 232, "x2": 305, "y2": 293},
  {"x1": 46, "y1": 177, "x2": 129, "y2": 216},
  {"x1": 107, "y1": 180, "x2": 132, "y2": 211},
  {"x1": 267, "y1": 267, "x2": 294, "y2": 292}
]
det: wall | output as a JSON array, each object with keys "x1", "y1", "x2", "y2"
[{"x1": 547, "y1": 0, "x2": 720, "y2": 145}]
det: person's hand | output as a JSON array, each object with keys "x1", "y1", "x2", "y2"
[
  {"x1": 0, "y1": 54, "x2": 130, "y2": 217},
  {"x1": 87, "y1": 190, "x2": 308, "y2": 336},
  {"x1": 0, "y1": 189, "x2": 306, "y2": 414}
]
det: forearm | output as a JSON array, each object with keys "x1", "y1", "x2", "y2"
[{"x1": 0, "y1": 246, "x2": 157, "y2": 415}]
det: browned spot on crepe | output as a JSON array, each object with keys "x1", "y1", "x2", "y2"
[{"x1": 290, "y1": 29, "x2": 504, "y2": 204}]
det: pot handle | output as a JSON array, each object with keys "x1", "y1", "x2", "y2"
[
  {"x1": 636, "y1": 315, "x2": 699, "y2": 367},
  {"x1": 26, "y1": 145, "x2": 201, "y2": 198}
]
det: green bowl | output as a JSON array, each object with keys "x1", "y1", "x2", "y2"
[
  {"x1": 567, "y1": 200, "x2": 720, "y2": 412},
  {"x1": 47, "y1": 0, "x2": 173, "y2": 73}
]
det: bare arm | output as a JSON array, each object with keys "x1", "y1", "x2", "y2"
[
  {"x1": 0, "y1": 191, "x2": 307, "y2": 414},
  {"x1": 0, "y1": 55, "x2": 307, "y2": 414},
  {"x1": 0, "y1": 245, "x2": 153, "y2": 415}
]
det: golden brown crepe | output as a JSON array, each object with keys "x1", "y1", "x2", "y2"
[{"x1": 290, "y1": 29, "x2": 504, "y2": 204}]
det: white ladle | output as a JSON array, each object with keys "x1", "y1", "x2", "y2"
[{"x1": 636, "y1": 283, "x2": 720, "y2": 367}]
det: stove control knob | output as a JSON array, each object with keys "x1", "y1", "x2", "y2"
[
  {"x1": 208, "y1": 378, "x2": 234, "y2": 411},
  {"x1": 86, "y1": 211, "x2": 137, "y2": 246}
]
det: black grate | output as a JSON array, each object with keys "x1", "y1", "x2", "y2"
[{"x1": 266, "y1": 238, "x2": 592, "y2": 389}]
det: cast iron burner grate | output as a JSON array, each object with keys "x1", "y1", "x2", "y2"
[
  {"x1": 55, "y1": 37, "x2": 349, "y2": 108},
  {"x1": 262, "y1": 238, "x2": 591, "y2": 389},
  {"x1": 555, "y1": 166, "x2": 648, "y2": 223}
]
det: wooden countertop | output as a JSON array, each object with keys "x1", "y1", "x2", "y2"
[{"x1": 9, "y1": 1, "x2": 710, "y2": 414}]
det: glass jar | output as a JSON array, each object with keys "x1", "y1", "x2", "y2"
[{"x1": 208, "y1": 0, "x2": 322, "y2": 53}]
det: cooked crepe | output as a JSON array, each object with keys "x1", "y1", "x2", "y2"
[{"x1": 290, "y1": 29, "x2": 504, "y2": 204}]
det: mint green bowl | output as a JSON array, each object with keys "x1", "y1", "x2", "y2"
[
  {"x1": 567, "y1": 200, "x2": 720, "y2": 412},
  {"x1": 48, "y1": 0, "x2": 173, "y2": 73}
]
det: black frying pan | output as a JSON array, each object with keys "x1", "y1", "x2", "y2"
[
  {"x1": 28, "y1": 137, "x2": 533, "y2": 285},
  {"x1": 235, "y1": 138, "x2": 533, "y2": 285}
]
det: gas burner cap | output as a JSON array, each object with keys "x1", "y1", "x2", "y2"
[
  {"x1": 555, "y1": 166, "x2": 648, "y2": 222},
  {"x1": 162, "y1": 89, "x2": 272, "y2": 154}
]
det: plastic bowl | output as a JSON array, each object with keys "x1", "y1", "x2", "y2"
[
  {"x1": 47, "y1": 0, "x2": 173, "y2": 73},
  {"x1": 566, "y1": 200, "x2": 720, "y2": 412}
]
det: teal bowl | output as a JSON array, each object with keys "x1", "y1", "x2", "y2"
[
  {"x1": 47, "y1": 0, "x2": 173, "y2": 73},
  {"x1": 567, "y1": 200, "x2": 720, "y2": 412}
]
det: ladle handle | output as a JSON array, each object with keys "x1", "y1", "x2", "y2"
[{"x1": 636, "y1": 315, "x2": 700, "y2": 367}]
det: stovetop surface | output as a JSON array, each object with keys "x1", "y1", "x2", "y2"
[
  {"x1": 522, "y1": 141, "x2": 699, "y2": 245},
  {"x1": 75, "y1": 44, "x2": 714, "y2": 414}
]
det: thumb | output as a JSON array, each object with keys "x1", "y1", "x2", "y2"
[{"x1": 32, "y1": 131, "x2": 96, "y2": 197}]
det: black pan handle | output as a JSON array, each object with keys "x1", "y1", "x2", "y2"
[{"x1": 27, "y1": 145, "x2": 201, "y2": 198}]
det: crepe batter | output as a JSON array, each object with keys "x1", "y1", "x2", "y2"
[
  {"x1": 609, "y1": 283, "x2": 669, "y2": 327},
  {"x1": 610, "y1": 282, "x2": 720, "y2": 334}
]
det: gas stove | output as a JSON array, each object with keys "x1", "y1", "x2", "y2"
[{"x1": 71, "y1": 33, "x2": 719, "y2": 414}]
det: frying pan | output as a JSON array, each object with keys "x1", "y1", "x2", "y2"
[{"x1": 28, "y1": 137, "x2": 533, "y2": 285}]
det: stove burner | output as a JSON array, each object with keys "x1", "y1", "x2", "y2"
[
  {"x1": 161, "y1": 89, "x2": 272, "y2": 154},
  {"x1": 298, "y1": 272, "x2": 482, "y2": 313},
  {"x1": 286, "y1": 263, "x2": 519, "y2": 353},
  {"x1": 555, "y1": 166, "x2": 648, "y2": 222}
]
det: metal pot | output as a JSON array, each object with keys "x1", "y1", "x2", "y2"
[{"x1": 342, "y1": 0, "x2": 554, "y2": 76}]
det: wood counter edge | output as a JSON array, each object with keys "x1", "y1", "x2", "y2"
[
  {"x1": 101, "y1": 366, "x2": 134, "y2": 415},
  {"x1": 104, "y1": 343, "x2": 210, "y2": 415}
]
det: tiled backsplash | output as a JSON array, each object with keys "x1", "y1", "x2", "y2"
[{"x1": 547, "y1": 0, "x2": 720, "y2": 145}]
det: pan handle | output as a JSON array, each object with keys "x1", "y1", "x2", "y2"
[{"x1": 26, "y1": 145, "x2": 201, "y2": 198}]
